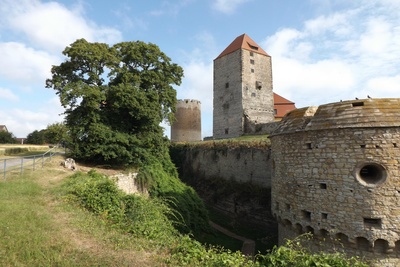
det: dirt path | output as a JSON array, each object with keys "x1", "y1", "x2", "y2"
[{"x1": 209, "y1": 221, "x2": 255, "y2": 256}]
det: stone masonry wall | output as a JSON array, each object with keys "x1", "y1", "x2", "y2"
[
  {"x1": 171, "y1": 99, "x2": 201, "y2": 142},
  {"x1": 175, "y1": 145, "x2": 272, "y2": 188},
  {"x1": 271, "y1": 98, "x2": 400, "y2": 266}
]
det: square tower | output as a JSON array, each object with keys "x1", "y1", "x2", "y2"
[{"x1": 213, "y1": 34, "x2": 274, "y2": 139}]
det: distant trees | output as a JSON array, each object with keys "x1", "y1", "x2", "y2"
[
  {"x1": 26, "y1": 122, "x2": 68, "y2": 145},
  {"x1": 46, "y1": 38, "x2": 183, "y2": 167},
  {"x1": 0, "y1": 131, "x2": 17, "y2": 144}
]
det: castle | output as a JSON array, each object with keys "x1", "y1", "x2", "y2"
[{"x1": 172, "y1": 33, "x2": 400, "y2": 265}]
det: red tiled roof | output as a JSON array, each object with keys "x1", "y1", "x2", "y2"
[
  {"x1": 274, "y1": 93, "x2": 296, "y2": 119},
  {"x1": 215, "y1": 33, "x2": 270, "y2": 59},
  {"x1": 274, "y1": 92, "x2": 295, "y2": 105}
]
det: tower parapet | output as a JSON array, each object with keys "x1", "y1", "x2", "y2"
[{"x1": 270, "y1": 98, "x2": 400, "y2": 266}]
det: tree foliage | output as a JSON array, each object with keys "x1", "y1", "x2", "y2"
[
  {"x1": 26, "y1": 122, "x2": 68, "y2": 145},
  {"x1": 46, "y1": 39, "x2": 183, "y2": 166},
  {"x1": 0, "y1": 131, "x2": 17, "y2": 144}
]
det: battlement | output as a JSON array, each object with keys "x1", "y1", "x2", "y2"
[{"x1": 177, "y1": 99, "x2": 201, "y2": 105}]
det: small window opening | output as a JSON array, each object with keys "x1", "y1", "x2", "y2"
[
  {"x1": 224, "y1": 128, "x2": 229, "y2": 134},
  {"x1": 225, "y1": 82, "x2": 229, "y2": 88},
  {"x1": 302, "y1": 210, "x2": 311, "y2": 221},
  {"x1": 256, "y1": 81, "x2": 262, "y2": 89},
  {"x1": 250, "y1": 59, "x2": 255, "y2": 64},
  {"x1": 274, "y1": 109, "x2": 277, "y2": 115},
  {"x1": 364, "y1": 218, "x2": 382, "y2": 228},
  {"x1": 322, "y1": 213, "x2": 328, "y2": 219},
  {"x1": 375, "y1": 145, "x2": 380, "y2": 148},
  {"x1": 251, "y1": 93, "x2": 256, "y2": 97},
  {"x1": 248, "y1": 43, "x2": 259, "y2": 50},
  {"x1": 352, "y1": 102, "x2": 364, "y2": 107},
  {"x1": 306, "y1": 142, "x2": 312, "y2": 149},
  {"x1": 251, "y1": 68, "x2": 254, "y2": 73},
  {"x1": 320, "y1": 183, "x2": 327, "y2": 189},
  {"x1": 285, "y1": 203, "x2": 291, "y2": 211},
  {"x1": 393, "y1": 143, "x2": 398, "y2": 148},
  {"x1": 250, "y1": 51, "x2": 254, "y2": 56},
  {"x1": 360, "y1": 144, "x2": 366, "y2": 148}
]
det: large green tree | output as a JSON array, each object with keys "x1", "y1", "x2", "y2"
[{"x1": 46, "y1": 39, "x2": 183, "y2": 167}]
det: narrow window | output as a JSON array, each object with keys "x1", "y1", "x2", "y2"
[
  {"x1": 364, "y1": 218, "x2": 382, "y2": 228},
  {"x1": 224, "y1": 128, "x2": 229, "y2": 134},
  {"x1": 320, "y1": 183, "x2": 327, "y2": 189},
  {"x1": 302, "y1": 210, "x2": 311, "y2": 221},
  {"x1": 250, "y1": 59, "x2": 255, "y2": 64},
  {"x1": 251, "y1": 68, "x2": 254, "y2": 73},
  {"x1": 274, "y1": 109, "x2": 277, "y2": 115},
  {"x1": 306, "y1": 142, "x2": 312, "y2": 149},
  {"x1": 360, "y1": 144, "x2": 366, "y2": 148},
  {"x1": 225, "y1": 82, "x2": 229, "y2": 88},
  {"x1": 352, "y1": 102, "x2": 364, "y2": 107},
  {"x1": 322, "y1": 213, "x2": 328, "y2": 219},
  {"x1": 285, "y1": 203, "x2": 291, "y2": 211},
  {"x1": 250, "y1": 51, "x2": 254, "y2": 56}
]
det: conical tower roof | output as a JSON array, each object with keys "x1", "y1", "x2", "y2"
[{"x1": 215, "y1": 33, "x2": 270, "y2": 59}]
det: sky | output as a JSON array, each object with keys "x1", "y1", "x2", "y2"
[{"x1": 0, "y1": 0, "x2": 399, "y2": 139}]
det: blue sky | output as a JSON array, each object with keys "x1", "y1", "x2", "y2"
[{"x1": 0, "y1": 0, "x2": 399, "y2": 138}]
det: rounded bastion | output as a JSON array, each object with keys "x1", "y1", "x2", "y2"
[
  {"x1": 171, "y1": 99, "x2": 201, "y2": 142},
  {"x1": 270, "y1": 98, "x2": 400, "y2": 266}
]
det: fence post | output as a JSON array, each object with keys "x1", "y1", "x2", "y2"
[{"x1": 3, "y1": 159, "x2": 6, "y2": 180}]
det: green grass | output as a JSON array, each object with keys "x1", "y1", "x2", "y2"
[
  {"x1": 0, "y1": 163, "x2": 162, "y2": 266},
  {"x1": 0, "y1": 157, "x2": 368, "y2": 267}
]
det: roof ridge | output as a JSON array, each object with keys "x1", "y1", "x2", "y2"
[{"x1": 215, "y1": 33, "x2": 269, "y2": 59}]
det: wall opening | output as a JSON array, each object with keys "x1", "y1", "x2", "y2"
[
  {"x1": 319, "y1": 183, "x2": 327, "y2": 189},
  {"x1": 336, "y1": 233, "x2": 349, "y2": 244},
  {"x1": 356, "y1": 237, "x2": 370, "y2": 251},
  {"x1": 354, "y1": 162, "x2": 387, "y2": 187},
  {"x1": 374, "y1": 239, "x2": 389, "y2": 253},
  {"x1": 302, "y1": 210, "x2": 311, "y2": 222},
  {"x1": 352, "y1": 102, "x2": 364, "y2": 107},
  {"x1": 321, "y1": 213, "x2": 328, "y2": 220},
  {"x1": 364, "y1": 218, "x2": 382, "y2": 228}
]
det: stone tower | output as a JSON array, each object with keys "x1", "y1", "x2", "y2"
[
  {"x1": 270, "y1": 98, "x2": 400, "y2": 267},
  {"x1": 213, "y1": 34, "x2": 274, "y2": 139},
  {"x1": 171, "y1": 99, "x2": 201, "y2": 142}
]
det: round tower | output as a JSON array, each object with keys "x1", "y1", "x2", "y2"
[
  {"x1": 270, "y1": 98, "x2": 400, "y2": 266},
  {"x1": 171, "y1": 99, "x2": 201, "y2": 142}
]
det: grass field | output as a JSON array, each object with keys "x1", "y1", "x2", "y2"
[{"x1": 0, "y1": 156, "x2": 165, "y2": 266}]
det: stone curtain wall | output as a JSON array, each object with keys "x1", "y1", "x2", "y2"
[
  {"x1": 174, "y1": 145, "x2": 272, "y2": 188},
  {"x1": 271, "y1": 98, "x2": 400, "y2": 267}
]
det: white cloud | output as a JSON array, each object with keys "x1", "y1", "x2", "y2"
[
  {"x1": 0, "y1": 88, "x2": 19, "y2": 101},
  {"x1": 0, "y1": 42, "x2": 58, "y2": 84},
  {"x1": 366, "y1": 75, "x2": 400, "y2": 97},
  {"x1": 2, "y1": 0, "x2": 122, "y2": 52},
  {"x1": 212, "y1": 0, "x2": 251, "y2": 14},
  {"x1": 262, "y1": 1, "x2": 400, "y2": 108}
]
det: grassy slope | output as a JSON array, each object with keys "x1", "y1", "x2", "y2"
[{"x1": 0, "y1": 156, "x2": 166, "y2": 266}]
